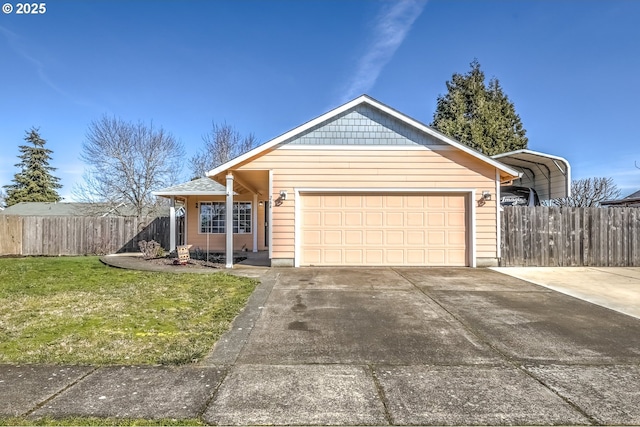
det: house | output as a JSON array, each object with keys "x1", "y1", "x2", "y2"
[
  {"x1": 155, "y1": 95, "x2": 524, "y2": 268},
  {"x1": 601, "y1": 190, "x2": 640, "y2": 207},
  {"x1": 0, "y1": 202, "x2": 170, "y2": 217}
]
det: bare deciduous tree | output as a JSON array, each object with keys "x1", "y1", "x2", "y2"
[
  {"x1": 552, "y1": 177, "x2": 621, "y2": 207},
  {"x1": 190, "y1": 121, "x2": 256, "y2": 178},
  {"x1": 74, "y1": 116, "x2": 184, "y2": 218}
]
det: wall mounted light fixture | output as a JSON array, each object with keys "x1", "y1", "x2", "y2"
[
  {"x1": 279, "y1": 190, "x2": 287, "y2": 200},
  {"x1": 482, "y1": 191, "x2": 492, "y2": 201}
]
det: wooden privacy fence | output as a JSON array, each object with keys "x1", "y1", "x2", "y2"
[
  {"x1": 501, "y1": 207, "x2": 640, "y2": 267},
  {"x1": 0, "y1": 216, "x2": 170, "y2": 256}
]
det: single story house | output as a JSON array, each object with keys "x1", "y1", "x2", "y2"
[
  {"x1": 0, "y1": 202, "x2": 171, "y2": 217},
  {"x1": 601, "y1": 190, "x2": 640, "y2": 207},
  {"x1": 155, "y1": 95, "x2": 527, "y2": 268}
]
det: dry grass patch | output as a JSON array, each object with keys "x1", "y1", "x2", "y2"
[{"x1": 0, "y1": 257, "x2": 257, "y2": 365}]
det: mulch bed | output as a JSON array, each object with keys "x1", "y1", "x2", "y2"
[{"x1": 144, "y1": 255, "x2": 247, "y2": 269}]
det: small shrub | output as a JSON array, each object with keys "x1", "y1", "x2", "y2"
[{"x1": 138, "y1": 240, "x2": 164, "y2": 259}]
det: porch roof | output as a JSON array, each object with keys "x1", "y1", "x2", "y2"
[{"x1": 152, "y1": 177, "x2": 228, "y2": 197}]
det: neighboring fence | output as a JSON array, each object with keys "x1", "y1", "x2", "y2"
[
  {"x1": 501, "y1": 206, "x2": 640, "y2": 267},
  {"x1": 0, "y1": 215, "x2": 22, "y2": 255},
  {"x1": 0, "y1": 216, "x2": 170, "y2": 256}
]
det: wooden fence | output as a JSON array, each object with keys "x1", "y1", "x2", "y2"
[
  {"x1": 501, "y1": 207, "x2": 640, "y2": 266},
  {"x1": 0, "y1": 216, "x2": 170, "y2": 256}
]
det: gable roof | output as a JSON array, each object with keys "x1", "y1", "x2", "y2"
[
  {"x1": 601, "y1": 189, "x2": 640, "y2": 207},
  {"x1": 153, "y1": 177, "x2": 227, "y2": 197},
  {"x1": 207, "y1": 94, "x2": 522, "y2": 179}
]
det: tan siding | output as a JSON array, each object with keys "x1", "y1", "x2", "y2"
[
  {"x1": 238, "y1": 148, "x2": 499, "y2": 263},
  {"x1": 184, "y1": 195, "x2": 266, "y2": 251}
]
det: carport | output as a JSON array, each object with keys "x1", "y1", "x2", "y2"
[{"x1": 492, "y1": 149, "x2": 571, "y2": 201}]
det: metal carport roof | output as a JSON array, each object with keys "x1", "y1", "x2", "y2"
[{"x1": 492, "y1": 149, "x2": 571, "y2": 200}]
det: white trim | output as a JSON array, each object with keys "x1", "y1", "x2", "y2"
[
  {"x1": 169, "y1": 197, "x2": 176, "y2": 252},
  {"x1": 278, "y1": 144, "x2": 455, "y2": 151},
  {"x1": 294, "y1": 187, "x2": 477, "y2": 268},
  {"x1": 495, "y1": 169, "x2": 501, "y2": 260},
  {"x1": 225, "y1": 173, "x2": 234, "y2": 269},
  {"x1": 252, "y1": 193, "x2": 258, "y2": 252},
  {"x1": 469, "y1": 190, "x2": 476, "y2": 268},
  {"x1": 206, "y1": 95, "x2": 521, "y2": 178},
  {"x1": 268, "y1": 170, "x2": 273, "y2": 260}
]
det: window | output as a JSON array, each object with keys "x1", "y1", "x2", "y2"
[{"x1": 199, "y1": 202, "x2": 252, "y2": 234}]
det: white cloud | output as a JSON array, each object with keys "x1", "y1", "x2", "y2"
[{"x1": 340, "y1": 0, "x2": 427, "y2": 103}]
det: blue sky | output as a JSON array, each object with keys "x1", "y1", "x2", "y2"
[{"x1": 1, "y1": 0, "x2": 639, "y2": 201}]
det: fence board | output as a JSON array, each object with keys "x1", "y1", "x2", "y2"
[
  {"x1": 0, "y1": 216, "x2": 22, "y2": 255},
  {"x1": 0, "y1": 215, "x2": 171, "y2": 256},
  {"x1": 501, "y1": 207, "x2": 640, "y2": 267}
]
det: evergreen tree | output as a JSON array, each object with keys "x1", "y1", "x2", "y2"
[
  {"x1": 3, "y1": 128, "x2": 62, "y2": 206},
  {"x1": 431, "y1": 59, "x2": 528, "y2": 155}
]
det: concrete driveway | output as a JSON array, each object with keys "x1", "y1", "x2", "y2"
[{"x1": 201, "y1": 267, "x2": 640, "y2": 425}]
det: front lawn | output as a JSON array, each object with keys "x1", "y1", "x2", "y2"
[{"x1": 0, "y1": 257, "x2": 257, "y2": 365}]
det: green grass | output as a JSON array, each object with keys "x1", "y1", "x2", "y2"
[
  {"x1": 0, "y1": 257, "x2": 257, "y2": 365},
  {"x1": 0, "y1": 417, "x2": 204, "y2": 426}
]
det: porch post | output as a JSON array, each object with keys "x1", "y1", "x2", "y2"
[
  {"x1": 252, "y1": 193, "x2": 258, "y2": 252},
  {"x1": 169, "y1": 196, "x2": 176, "y2": 252},
  {"x1": 225, "y1": 173, "x2": 234, "y2": 268}
]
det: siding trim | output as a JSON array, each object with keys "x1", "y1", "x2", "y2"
[
  {"x1": 496, "y1": 169, "x2": 501, "y2": 259},
  {"x1": 278, "y1": 144, "x2": 455, "y2": 151},
  {"x1": 294, "y1": 187, "x2": 477, "y2": 268}
]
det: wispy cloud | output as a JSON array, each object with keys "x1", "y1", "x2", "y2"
[
  {"x1": 340, "y1": 0, "x2": 427, "y2": 103},
  {"x1": 0, "y1": 25, "x2": 95, "y2": 107}
]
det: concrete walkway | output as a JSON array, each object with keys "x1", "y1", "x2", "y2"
[
  {"x1": 2, "y1": 267, "x2": 640, "y2": 425},
  {"x1": 493, "y1": 266, "x2": 640, "y2": 319}
]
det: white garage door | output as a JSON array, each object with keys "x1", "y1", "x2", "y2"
[{"x1": 300, "y1": 193, "x2": 468, "y2": 266}]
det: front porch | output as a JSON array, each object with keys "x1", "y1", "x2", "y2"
[{"x1": 153, "y1": 171, "x2": 272, "y2": 269}]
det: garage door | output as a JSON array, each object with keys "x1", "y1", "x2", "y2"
[{"x1": 300, "y1": 193, "x2": 468, "y2": 266}]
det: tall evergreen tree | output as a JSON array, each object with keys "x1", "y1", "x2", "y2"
[
  {"x1": 431, "y1": 60, "x2": 528, "y2": 155},
  {"x1": 3, "y1": 128, "x2": 62, "y2": 206}
]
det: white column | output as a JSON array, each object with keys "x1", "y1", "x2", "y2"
[
  {"x1": 169, "y1": 197, "x2": 176, "y2": 252},
  {"x1": 252, "y1": 193, "x2": 258, "y2": 252},
  {"x1": 225, "y1": 173, "x2": 234, "y2": 268}
]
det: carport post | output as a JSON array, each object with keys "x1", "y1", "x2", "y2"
[{"x1": 226, "y1": 173, "x2": 234, "y2": 268}]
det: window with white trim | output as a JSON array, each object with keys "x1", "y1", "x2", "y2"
[{"x1": 199, "y1": 202, "x2": 252, "y2": 234}]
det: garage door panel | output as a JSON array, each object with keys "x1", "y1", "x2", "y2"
[
  {"x1": 365, "y1": 212, "x2": 383, "y2": 226},
  {"x1": 407, "y1": 212, "x2": 425, "y2": 226},
  {"x1": 387, "y1": 212, "x2": 404, "y2": 226},
  {"x1": 386, "y1": 230, "x2": 405, "y2": 245},
  {"x1": 365, "y1": 230, "x2": 383, "y2": 245},
  {"x1": 407, "y1": 230, "x2": 425, "y2": 245},
  {"x1": 427, "y1": 212, "x2": 445, "y2": 226},
  {"x1": 345, "y1": 230, "x2": 363, "y2": 245},
  {"x1": 324, "y1": 212, "x2": 342, "y2": 226},
  {"x1": 324, "y1": 230, "x2": 342, "y2": 245},
  {"x1": 301, "y1": 194, "x2": 467, "y2": 266},
  {"x1": 345, "y1": 212, "x2": 363, "y2": 226}
]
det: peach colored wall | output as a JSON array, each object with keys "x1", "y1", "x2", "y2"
[
  {"x1": 183, "y1": 194, "x2": 267, "y2": 252},
  {"x1": 237, "y1": 148, "x2": 499, "y2": 261}
]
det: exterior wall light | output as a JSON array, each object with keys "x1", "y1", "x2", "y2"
[
  {"x1": 482, "y1": 191, "x2": 492, "y2": 201},
  {"x1": 280, "y1": 190, "x2": 287, "y2": 200}
]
